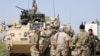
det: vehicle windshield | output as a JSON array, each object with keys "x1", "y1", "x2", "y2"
[{"x1": 30, "y1": 23, "x2": 42, "y2": 30}]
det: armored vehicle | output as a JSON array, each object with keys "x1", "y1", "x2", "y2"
[{"x1": 0, "y1": 6, "x2": 57, "y2": 56}]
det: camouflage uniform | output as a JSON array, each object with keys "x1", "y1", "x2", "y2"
[
  {"x1": 55, "y1": 31, "x2": 70, "y2": 56},
  {"x1": 30, "y1": 31, "x2": 39, "y2": 56},
  {"x1": 88, "y1": 35, "x2": 100, "y2": 56},
  {"x1": 0, "y1": 24, "x2": 6, "y2": 33},
  {"x1": 50, "y1": 31, "x2": 57, "y2": 56},
  {"x1": 3, "y1": 35, "x2": 12, "y2": 56},
  {"x1": 73, "y1": 30, "x2": 89, "y2": 56},
  {"x1": 87, "y1": 29, "x2": 100, "y2": 56},
  {"x1": 42, "y1": 29, "x2": 52, "y2": 36}
]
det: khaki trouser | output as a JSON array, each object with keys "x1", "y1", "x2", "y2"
[
  {"x1": 3, "y1": 41, "x2": 11, "y2": 56},
  {"x1": 72, "y1": 46, "x2": 90, "y2": 56},
  {"x1": 50, "y1": 46, "x2": 56, "y2": 56},
  {"x1": 30, "y1": 45, "x2": 39, "y2": 56},
  {"x1": 55, "y1": 45, "x2": 69, "y2": 56},
  {"x1": 5, "y1": 44, "x2": 10, "y2": 56}
]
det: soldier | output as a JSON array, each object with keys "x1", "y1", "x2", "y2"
[
  {"x1": 0, "y1": 21, "x2": 6, "y2": 33},
  {"x1": 73, "y1": 24, "x2": 89, "y2": 56},
  {"x1": 88, "y1": 29, "x2": 100, "y2": 56},
  {"x1": 30, "y1": 28, "x2": 40, "y2": 56},
  {"x1": 63, "y1": 25, "x2": 73, "y2": 56},
  {"x1": 3, "y1": 34, "x2": 12, "y2": 56},
  {"x1": 54, "y1": 27, "x2": 70, "y2": 56}
]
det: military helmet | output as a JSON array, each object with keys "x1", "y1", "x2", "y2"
[
  {"x1": 59, "y1": 25, "x2": 64, "y2": 31},
  {"x1": 79, "y1": 24, "x2": 85, "y2": 29},
  {"x1": 1, "y1": 21, "x2": 5, "y2": 25}
]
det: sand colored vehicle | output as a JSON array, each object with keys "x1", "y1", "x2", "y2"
[{"x1": 0, "y1": 6, "x2": 59, "y2": 56}]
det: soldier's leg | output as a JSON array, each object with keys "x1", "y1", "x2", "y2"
[
  {"x1": 30, "y1": 49, "x2": 39, "y2": 56},
  {"x1": 30, "y1": 47, "x2": 34, "y2": 56},
  {"x1": 71, "y1": 48, "x2": 78, "y2": 56},
  {"x1": 56, "y1": 52, "x2": 60, "y2": 56},
  {"x1": 30, "y1": 46, "x2": 39, "y2": 56},
  {"x1": 61, "y1": 48, "x2": 69, "y2": 56},
  {"x1": 86, "y1": 47, "x2": 91, "y2": 56},
  {"x1": 81, "y1": 50, "x2": 87, "y2": 56},
  {"x1": 50, "y1": 47, "x2": 56, "y2": 56},
  {"x1": 5, "y1": 45, "x2": 10, "y2": 56},
  {"x1": 6, "y1": 49, "x2": 10, "y2": 56},
  {"x1": 35, "y1": 50, "x2": 39, "y2": 56},
  {"x1": 55, "y1": 47, "x2": 61, "y2": 56},
  {"x1": 76, "y1": 48, "x2": 82, "y2": 56},
  {"x1": 81, "y1": 48, "x2": 89, "y2": 56}
]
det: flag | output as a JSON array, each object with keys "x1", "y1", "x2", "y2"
[
  {"x1": 57, "y1": 14, "x2": 60, "y2": 20},
  {"x1": 32, "y1": 0, "x2": 37, "y2": 11}
]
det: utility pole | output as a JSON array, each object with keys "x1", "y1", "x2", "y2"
[{"x1": 53, "y1": 0, "x2": 55, "y2": 17}]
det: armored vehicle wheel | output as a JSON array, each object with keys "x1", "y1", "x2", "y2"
[{"x1": 9, "y1": 53, "x2": 26, "y2": 56}]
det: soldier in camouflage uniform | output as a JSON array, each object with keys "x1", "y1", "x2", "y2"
[
  {"x1": 30, "y1": 29, "x2": 40, "y2": 56},
  {"x1": 3, "y1": 34, "x2": 13, "y2": 56},
  {"x1": 63, "y1": 25, "x2": 73, "y2": 56},
  {"x1": 88, "y1": 29, "x2": 100, "y2": 56},
  {"x1": 3, "y1": 39, "x2": 10, "y2": 56},
  {"x1": 73, "y1": 24, "x2": 89, "y2": 56},
  {"x1": 0, "y1": 21, "x2": 6, "y2": 33},
  {"x1": 54, "y1": 28, "x2": 70, "y2": 56}
]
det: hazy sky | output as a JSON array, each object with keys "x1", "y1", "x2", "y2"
[{"x1": 0, "y1": 0, "x2": 100, "y2": 33}]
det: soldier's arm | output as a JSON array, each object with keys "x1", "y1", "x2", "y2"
[
  {"x1": 73, "y1": 33, "x2": 78, "y2": 44},
  {"x1": 50, "y1": 35, "x2": 57, "y2": 49},
  {"x1": 95, "y1": 35, "x2": 100, "y2": 42},
  {"x1": 65, "y1": 34, "x2": 70, "y2": 49},
  {"x1": 35, "y1": 34, "x2": 39, "y2": 45},
  {"x1": 65, "y1": 40, "x2": 69, "y2": 49},
  {"x1": 82, "y1": 34, "x2": 89, "y2": 45},
  {"x1": 53, "y1": 33, "x2": 58, "y2": 48}
]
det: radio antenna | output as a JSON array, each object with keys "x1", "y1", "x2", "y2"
[
  {"x1": 53, "y1": 0, "x2": 55, "y2": 17},
  {"x1": 28, "y1": 0, "x2": 29, "y2": 9},
  {"x1": 69, "y1": 8, "x2": 72, "y2": 25}
]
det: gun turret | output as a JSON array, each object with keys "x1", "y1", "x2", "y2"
[
  {"x1": 16, "y1": 6, "x2": 29, "y2": 25},
  {"x1": 16, "y1": 6, "x2": 45, "y2": 25}
]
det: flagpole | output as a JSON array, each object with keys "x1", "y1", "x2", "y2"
[{"x1": 53, "y1": 0, "x2": 55, "y2": 17}]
